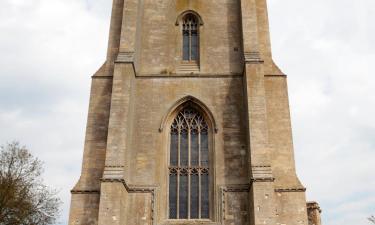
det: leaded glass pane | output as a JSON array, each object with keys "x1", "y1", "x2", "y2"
[
  {"x1": 169, "y1": 174, "x2": 177, "y2": 219},
  {"x1": 190, "y1": 174, "x2": 199, "y2": 218},
  {"x1": 182, "y1": 14, "x2": 199, "y2": 62},
  {"x1": 169, "y1": 105, "x2": 209, "y2": 220},
  {"x1": 183, "y1": 32, "x2": 189, "y2": 61},
  {"x1": 170, "y1": 133, "x2": 178, "y2": 166},
  {"x1": 179, "y1": 175, "x2": 188, "y2": 219},
  {"x1": 191, "y1": 131, "x2": 199, "y2": 166},
  {"x1": 180, "y1": 130, "x2": 188, "y2": 166},
  {"x1": 201, "y1": 173, "x2": 209, "y2": 218},
  {"x1": 191, "y1": 32, "x2": 198, "y2": 61},
  {"x1": 201, "y1": 131, "x2": 209, "y2": 166}
]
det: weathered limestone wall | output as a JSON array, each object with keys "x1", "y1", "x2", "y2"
[
  {"x1": 127, "y1": 192, "x2": 153, "y2": 225},
  {"x1": 97, "y1": 182, "x2": 128, "y2": 225},
  {"x1": 69, "y1": 76, "x2": 112, "y2": 225},
  {"x1": 68, "y1": 194, "x2": 100, "y2": 225},
  {"x1": 265, "y1": 76, "x2": 307, "y2": 225},
  {"x1": 74, "y1": 77, "x2": 113, "y2": 191},
  {"x1": 137, "y1": 0, "x2": 244, "y2": 75},
  {"x1": 222, "y1": 191, "x2": 249, "y2": 225},
  {"x1": 275, "y1": 191, "x2": 309, "y2": 225},
  {"x1": 264, "y1": 76, "x2": 308, "y2": 225},
  {"x1": 264, "y1": 76, "x2": 303, "y2": 188},
  {"x1": 68, "y1": 0, "x2": 320, "y2": 224},
  {"x1": 127, "y1": 77, "x2": 249, "y2": 224}
]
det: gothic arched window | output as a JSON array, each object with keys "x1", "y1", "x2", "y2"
[
  {"x1": 182, "y1": 14, "x2": 199, "y2": 62},
  {"x1": 169, "y1": 106, "x2": 209, "y2": 219}
]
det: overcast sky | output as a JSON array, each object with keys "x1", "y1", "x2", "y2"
[{"x1": 0, "y1": 0, "x2": 374, "y2": 225}]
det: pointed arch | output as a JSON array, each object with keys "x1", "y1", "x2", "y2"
[
  {"x1": 175, "y1": 10, "x2": 204, "y2": 26},
  {"x1": 159, "y1": 96, "x2": 218, "y2": 133},
  {"x1": 166, "y1": 97, "x2": 214, "y2": 219}
]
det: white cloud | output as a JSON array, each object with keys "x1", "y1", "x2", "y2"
[
  {"x1": 0, "y1": 0, "x2": 111, "y2": 224},
  {"x1": 269, "y1": 0, "x2": 375, "y2": 225},
  {"x1": 0, "y1": 0, "x2": 374, "y2": 225}
]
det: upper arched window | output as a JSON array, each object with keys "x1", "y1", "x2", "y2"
[
  {"x1": 169, "y1": 106, "x2": 209, "y2": 219},
  {"x1": 182, "y1": 14, "x2": 199, "y2": 62}
]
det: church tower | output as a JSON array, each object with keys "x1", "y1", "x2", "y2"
[{"x1": 69, "y1": 0, "x2": 322, "y2": 225}]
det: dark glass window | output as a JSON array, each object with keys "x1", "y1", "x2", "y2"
[
  {"x1": 191, "y1": 32, "x2": 198, "y2": 61},
  {"x1": 169, "y1": 106, "x2": 210, "y2": 219},
  {"x1": 201, "y1": 173, "x2": 209, "y2": 218},
  {"x1": 169, "y1": 173, "x2": 177, "y2": 219},
  {"x1": 191, "y1": 130, "x2": 199, "y2": 166},
  {"x1": 182, "y1": 14, "x2": 199, "y2": 62},
  {"x1": 190, "y1": 173, "x2": 199, "y2": 218},
  {"x1": 179, "y1": 174, "x2": 188, "y2": 218},
  {"x1": 201, "y1": 131, "x2": 209, "y2": 167},
  {"x1": 180, "y1": 131, "x2": 188, "y2": 166},
  {"x1": 183, "y1": 31, "x2": 190, "y2": 61},
  {"x1": 170, "y1": 133, "x2": 178, "y2": 166}
]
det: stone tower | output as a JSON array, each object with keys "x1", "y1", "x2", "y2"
[{"x1": 68, "y1": 0, "x2": 321, "y2": 225}]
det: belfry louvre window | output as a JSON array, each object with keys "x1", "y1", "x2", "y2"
[
  {"x1": 169, "y1": 106, "x2": 209, "y2": 219},
  {"x1": 182, "y1": 14, "x2": 199, "y2": 62}
]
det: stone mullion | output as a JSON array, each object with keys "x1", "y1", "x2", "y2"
[
  {"x1": 182, "y1": 25, "x2": 186, "y2": 61},
  {"x1": 189, "y1": 26, "x2": 192, "y2": 62},
  {"x1": 198, "y1": 128, "x2": 202, "y2": 219},
  {"x1": 177, "y1": 127, "x2": 181, "y2": 219},
  {"x1": 168, "y1": 109, "x2": 209, "y2": 220},
  {"x1": 188, "y1": 126, "x2": 191, "y2": 219}
]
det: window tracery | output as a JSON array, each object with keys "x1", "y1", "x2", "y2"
[
  {"x1": 169, "y1": 106, "x2": 209, "y2": 219},
  {"x1": 182, "y1": 14, "x2": 199, "y2": 62}
]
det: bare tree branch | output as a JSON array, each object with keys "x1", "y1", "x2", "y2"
[
  {"x1": 0, "y1": 141, "x2": 61, "y2": 225},
  {"x1": 369, "y1": 215, "x2": 375, "y2": 224}
]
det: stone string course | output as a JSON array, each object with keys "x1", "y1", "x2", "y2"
[{"x1": 68, "y1": 0, "x2": 322, "y2": 224}]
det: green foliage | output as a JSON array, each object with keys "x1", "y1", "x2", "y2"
[{"x1": 0, "y1": 142, "x2": 61, "y2": 225}]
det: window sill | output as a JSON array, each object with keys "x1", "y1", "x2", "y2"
[
  {"x1": 160, "y1": 219, "x2": 218, "y2": 225},
  {"x1": 177, "y1": 63, "x2": 200, "y2": 73}
]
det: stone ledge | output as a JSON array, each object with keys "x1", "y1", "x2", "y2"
[
  {"x1": 70, "y1": 189, "x2": 100, "y2": 194},
  {"x1": 160, "y1": 220, "x2": 219, "y2": 225},
  {"x1": 116, "y1": 52, "x2": 135, "y2": 63},
  {"x1": 251, "y1": 165, "x2": 275, "y2": 182},
  {"x1": 244, "y1": 52, "x2": 264, "y2": 64},
  {"x1": 274, "y1": 187, "x2": 306, "y2": 193},
  {"x1": 222, "y1": 184, "x2": 250, "y2": 192},
  {"x1": 251, "y1": 177, "x2": 275, "y2": 182},
  {"x1": 136, "y1": 73, "x2": 243, "y2": 78}
]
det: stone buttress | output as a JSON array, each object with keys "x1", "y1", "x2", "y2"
[{"x1": 68, "y1": 0, "x2": 321, "y2": 225}]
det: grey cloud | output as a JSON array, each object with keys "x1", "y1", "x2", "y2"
[
  {"x1": 1, "y1": 0, "x2": 374, "y2": 225},
  {"x1": 0, "y1": 0, "x2": 112, "y2": 224},
  {"x1": 269, "y1": 1, "x2": 375, "y2": 225}
]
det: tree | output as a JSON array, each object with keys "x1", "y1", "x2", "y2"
[
  {"x1": 0, "y1": 142, "x2": 61, "y2": 225},
  {"x1": 369, "y1": 215, "x2": 375, "y2": 224}
]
